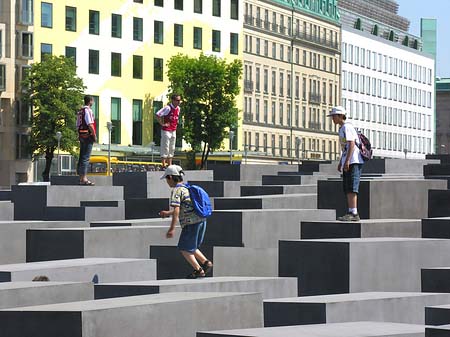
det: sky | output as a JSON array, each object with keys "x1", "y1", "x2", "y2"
[{"x1": 396, "y1": 0, "x2": 450, "y2": 78}]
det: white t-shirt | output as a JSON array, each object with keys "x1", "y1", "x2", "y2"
[{"x1": 338, "y1": 122, "x2": 364, "y2": 165}]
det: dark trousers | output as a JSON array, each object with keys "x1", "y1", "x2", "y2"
[{"x1": 77, "y1": 137, "x2": 93, "y2": 176}]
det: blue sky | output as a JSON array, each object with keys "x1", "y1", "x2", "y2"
[{"x1": 396, "y1": 0, "x2": 450, "y2": 77}]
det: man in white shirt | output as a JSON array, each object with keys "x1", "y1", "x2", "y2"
[
  {"x1": 328, "y1": 106, "x2": 364, "y2": 221},
  {"x1": 76, "y1": 95, "x2": 96, "y2": 185}
]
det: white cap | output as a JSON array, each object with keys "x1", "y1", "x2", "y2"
[
  {"x1": 327, "y1": 106, "x2": 347, "y2": 117},
  {"x1": 160, "y1": 165, "x2": 184, "y2": 180}
]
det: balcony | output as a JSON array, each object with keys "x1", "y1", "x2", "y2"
[
  {"x1": 308, "y1": 122, "x2": 322, "y2": 130},
  {"x1": 244, "y1": 112, "x2": 253, "y2": 122},
  {"x1": 255, "y1": 18, "x2": 262, "y2": 28},
  {"x1": 244, "y1": 15, "x2": 254, "y2": 25},
  {"x1": 244, "y1": 80, "x2": 254, "y2": 93},
  {"x1": 309, "y1": 93, "x2": 322, "y2": 105}
]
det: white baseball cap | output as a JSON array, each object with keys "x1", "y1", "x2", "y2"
[
  {"x1": 160, "y1": 165, "x2": 184, "y2": 179},
  {"x1": 327, "y1": 106, "x2": 347, "y2": 117}
]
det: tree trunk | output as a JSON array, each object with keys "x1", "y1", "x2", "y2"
[
  {"x1": 200, "y1": 143, "x2": 207, "y2": 169},
  {"x1": 42, "y1": 149, "x2": 54, "y2": 182}
]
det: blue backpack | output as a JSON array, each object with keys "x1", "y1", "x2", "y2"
[{"x1": 184, "y1": 183, "x2": 212, "y2": 217}]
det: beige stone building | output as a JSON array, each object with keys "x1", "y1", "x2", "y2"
[
  {"x1": 0, "y1": 0, "x2": 33, "y2": 187},
  {"x1": 242, "y1": 0, "x2": 340, "y2": 162}
]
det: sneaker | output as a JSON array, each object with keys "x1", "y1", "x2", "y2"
[
  {"x1": 201, "y1": 260, "x2": 213, "y2": 275},
  {"x1": 186, "y1": 268, "x2": 205, "y2": 279},
  {"x1": 337, "y1": 213, "x2": 360, "y2": 222}
]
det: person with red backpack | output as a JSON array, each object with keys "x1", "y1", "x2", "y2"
[
  {"x1": 76, "y1": 95, "x2": 96, "y2": 185},
  {"x1": 155, "y1": 94, "x2": 181, "y2": 167}
]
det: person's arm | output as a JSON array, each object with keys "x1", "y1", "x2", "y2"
[
  {"x1": 166, "y1": 206, "x2": 179, "y2": 238},
  {"x1": 156, "y1": 106, "x2": 170, "y2": 127},
  {"x1": 88, "y1": 123, "x2": 96, "y2": 142},
  {"x1": 343, "y1": 141, "x2": 356, "y2": 172}
]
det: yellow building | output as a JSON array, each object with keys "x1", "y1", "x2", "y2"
[
  {"x1": 242, "y1": 0, "x2": 341, "y2": 162},
  {"x1": 30, "y1": 0, "x2": 242, "y2": 171}
]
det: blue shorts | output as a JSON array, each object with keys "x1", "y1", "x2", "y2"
[
  {"x1": 342, "y1": 164, "x2": 363, "y2": 194},
  {"x1": 178, "y1": 220, "x2": 207, "y2": 253}
]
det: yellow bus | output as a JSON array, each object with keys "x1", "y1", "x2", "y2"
[{"x1": 88, "y1": 156, "x2": 163, "y2": 175}]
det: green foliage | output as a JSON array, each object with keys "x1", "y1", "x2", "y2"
[
  {"x1": 167, "y1": 53, "x2": 242, "y2": 168},
  {"x1": 21, "y1": 55, "x2": 86, "y2": 180}
]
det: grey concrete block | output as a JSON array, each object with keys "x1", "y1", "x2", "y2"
[
  {"x1": 422, "y1": 218, "x2": 450, "y2": 238},
  {"x1": 0, "y1": 292, "x2": 263, "y2": 337},
  {"x1": 94, "y1": 276, "x2": 297, "y2": 300},
  {"x1": 197, "y1": 321, "x2": 425, "y2": 337},
  {"x1": 0, "y1": 201, "x2": 13, "y2": 220},
  {"x1": 262, "y1": 175, "x2": 305, "y2": 185},
  {"x1": 422, "y1": 268, "x2": 450, "y2": 293},
  {"x1": 428, "y1": 191, "x2": 450, "y2": 218},
  {"x1": 90, "y1": 218, "x2": 171, "y2": 227},
  {"x1": 0, "y1": 258, "x2": 156, "y2": 282},
  {"x1": 189, "y1": 180, "x2": 258, "y2": 198},
  {"x1": 426, "y1": 325, "x2": 450, "y2": 337},
  {"x1": 0, "y1": 221, "x2": 87, "y2": 264},
  {"x1": 279, "y1": 238, "x2": 450, "y2": 296},
  {"x1": 205, "y1": 209, "x2": 336, "y2": 248},
  {"x1": 51, "y1": 176, "x2": 113, "y2": 186},
  {"x1": 46, "y1": 186, "x2": 124, "y2": 207},
  {"x1": 300, "y1": 219, "x2": 421, "y2": 239},
  {"x1": 125, "y1": 198, "x2": 169, "y2": 219},
  {"x1": 0, "y1": 281, "x2": 93, "y2": 309},
  {"x1": 241, "y1": 184, "x2": 317, "y2": 196},
  {"x1": 213, "y1": 247, "x2": 279, "y2": 277},
  {"x1": 426, "y1": 305, "x2": 450, "y2": 326},
  {"x1": 214, "y1": 194, "x2": 317, "y2": 210},
  {"x1": 84, "y1": 201, "x2": 125, "y2": 221},
  {"x1": 264, "y1": 292, "x2": 450, "y2": 327},
  {"x1": 26, "y1": 226, "x2": 178, "y2": 262},
  {"x1": 209, "y1": 164, "x2": 297, "y2": 181},
  {"x1": 318, "y1": 179, "x2": 447, "y2": 219}
]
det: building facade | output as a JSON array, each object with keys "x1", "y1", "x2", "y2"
[
  {"x1": 339, "y1": 0, "x2": 435, "y2": 159},
  {"x1": 1, "y1": 0, "x2": 243, "y2": 185},
  {"x1": 242, "y1": 0, "x2": 341, "y2": 162},
  {"x1": 436, "y1": 78, "x2": 450, "y2": 154}
]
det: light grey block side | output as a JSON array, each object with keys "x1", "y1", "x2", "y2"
[
  {"x1": 0, "y1": 201, "x2": 13, "y2": 220},
  {"x1": 46, "y1": 186, "x2": 124, "y2": 206},
  {"x1": 223, "y1": 181, "x2": 260, "y2": 197},
  {"x1": 360, "y1": 219, "x2": 422, "y2": 238},
  {"x1": 198, "y1": 321, "x2": 425, "y2": 337},
  {"x1": 369, "y1": 180, "x2": 447, "y2": 219},
  {"x1": 85, "y1": 176, "x2": 113, "y2": 186},
  {"x1": 349, "y1": 238, "x2": 450, "y2": 292},
  {"x1": 323, "y1": 292, "x2": 450, "y2": 324},
  {"x1": 91, "y1": 218, "x2": 171, "y2": 226},
  {"x1": 301, "y1": 174, "x2": 340, "y2": 184},
  {"x1": 284, "y1": 185, "x2": 317, "y2": 194},
  {"x1": 3, "y1": 258, "x2": 156, "y2": 282},
  {"x1": 260, "y1": 194, "x2": 317, "y2": 209},
  {"x1": 0, "y1": 281, "x2": 94, "y2": 309},
  {"x1": 0, "y1": 221, "x2": 87, "y2": 264},
  {"x1": 213, "y1": 247, "x2": 278, "y2": 277},
  {"x1": 84, "y1": 201, "x2": 125, "y2": 221},
  {"x1": 146, "y1": 170, "x2": 214, "y2": 198},
  {"x1": 242, "y1": 209, "x2": 336, "y2": 248},
  {"x1": 240, "y1": 165, "x2": 298, "y2": 182},
  {"x1": 385, "y1": 159, "x2": 439, "y2": 174},
  {"x1": 84, "y1": 226, "x2": 178, "y2": 258}
]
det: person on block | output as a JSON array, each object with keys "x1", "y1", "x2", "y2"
[{"x1": 328, "y1": 106, "x2": 364, "y2": 221}]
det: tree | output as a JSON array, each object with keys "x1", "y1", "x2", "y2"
[
  {"x1": 22, "y1": 55, "x2": 86, "y2": 181},
  {"x1": 167, "y1": 53, "x2": 242, "y2": 168}
]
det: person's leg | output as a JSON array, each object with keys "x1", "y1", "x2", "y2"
[
  {"x1": 178, "y1": 223, "x2": 205, "y2": 277},
  {"x1": 347, "y1": 192, "x2": 357, "y2": 209},
  {"x1": 167, "y1": 131, "x2": 176, "y2": 166},
  {"x1": 160, "y1": 130, "x2": 169, "y2": 167},
  {"x1": 180, "y1": 250, "x2": 202, "y2": 270},
  {"x1": 78, "y1": 139, "x2": 91, "y2": 182}
]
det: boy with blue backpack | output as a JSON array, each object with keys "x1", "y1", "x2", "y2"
[{"x1": 159, "y1": 165, "x2": 213, "y2": 278}]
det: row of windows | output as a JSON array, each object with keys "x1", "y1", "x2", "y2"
[
  {"x1": 243, "y1": 131, "x2": 339, "y2": 160},
  {"x1": 342, "y1": 71, "x2": 433, "y2": 108},
  {"x1": 343, "y1": 99, "x2": 432, "y2": 132},
  {"x1": 244, "y1": 35, "x2": 339, "y2": 74},
  {"x1": 243, "y1": 97, "x2": 339, "y2": 133},
  {"x1": 244, "y1": 3, "x2": 339, "y2": 50},
  {"x1": 342, "y1": 42, "x2": 433, "y2": 85},
  {"x1": 357, "y1": 129, "x2": 431, "y2": 154}
]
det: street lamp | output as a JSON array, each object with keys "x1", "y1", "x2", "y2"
[
  {"x1": 149, "y1": 141, "x2": 156, "y2": 162},
  {"x1": 403, "y1": 148, "x2": 408, "y2": 159},
  {"x1": 106, "y1": 122, "x2": 113, "y2": 176},
  {"x1": 229, "y1": 130, "x2": 235, "y2": 164},
  {"x1": 55, "y1": 131, "x2": 62, "y2": 176}
]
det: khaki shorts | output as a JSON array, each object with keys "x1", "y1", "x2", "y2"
[{"x1": 160, "y1": 130, "x2": 176, "y2": 158}]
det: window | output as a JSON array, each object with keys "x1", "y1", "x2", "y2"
[
  {"x1": 174, "y1": 24, "x2": 183, "y2": 47},
  {"x1": 212, "y1": 30, "x2": 221, "y2": 52},
  {"x1": 133, "y1": 17, "x2": 143, "y2": 41},
  {"x1": 213, "y1": 0, "x2": 221, "y2": 17},
  {"x1": 134, "y1": 0, "x2": 143, "y2": 2},
  {"x1": 230, "y1": 0, "x2": 238, "y2": 20},
  {"x1": 133, "y1": 55, "x2": 143, "y2": 79},
  {"x1": 21, "y1": 0, "x2": 34, "y2": 25},
  {"x1": 21, "y1": 32, "x2": 33, "y2": 58},
  {"x1": 155, "y1": 0, "x2": 163, "y2": 6},
  {"x1": 111, "y1": 53, "x2": 121, "y2": 77},
  {"x1": 132, "y1": 99, "x2": 143, "y2": 145},
  {"x1": 16, "y1": 133, "x2": 30, "y2": 159},
  {"x1": 154, "y1": 21, "x2": 164, "y2": 44},
  {"x1": 194, "y1": 0, "x2": 202, "y2": 13},
  {"x1": 40, "y1": 43, "x2": 52, "y2": 59},
  {"x1": 89, "y1": 10, "x2": 99, "y2": 35},
  {"x1": 174, "y1": 0, "x2": 183, "y2": 10},
  {"x1": 111, "y1": 98, "x2": 121, "y2": 144},
  {"x1": 41, "y1": 2, "x2": 52, "y2": 28},
  {"x1": 193, "y1": 27, "x2": 202, "y2": 49},
  {"x1": 0, "y1": 64, "x2": 5, "y2": 91},
  {"x1": 65, "y1": 46, "x2": 76, "y2": 65},
  {"x1": 88, "y1": 49, "x2": 99, "y2": 74},
  {"x1": 230, "y1": 33, "x2": 238, "y2": 54},
  {"x1": 65, "y1": 6, "x2": 76, "y2": 31},
  {"x1": 111, "y1": 14, "x2": 122, "y2": 38},
  {"x1": 154, "y1": 58, "x2": 163, "y2": 81}
]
